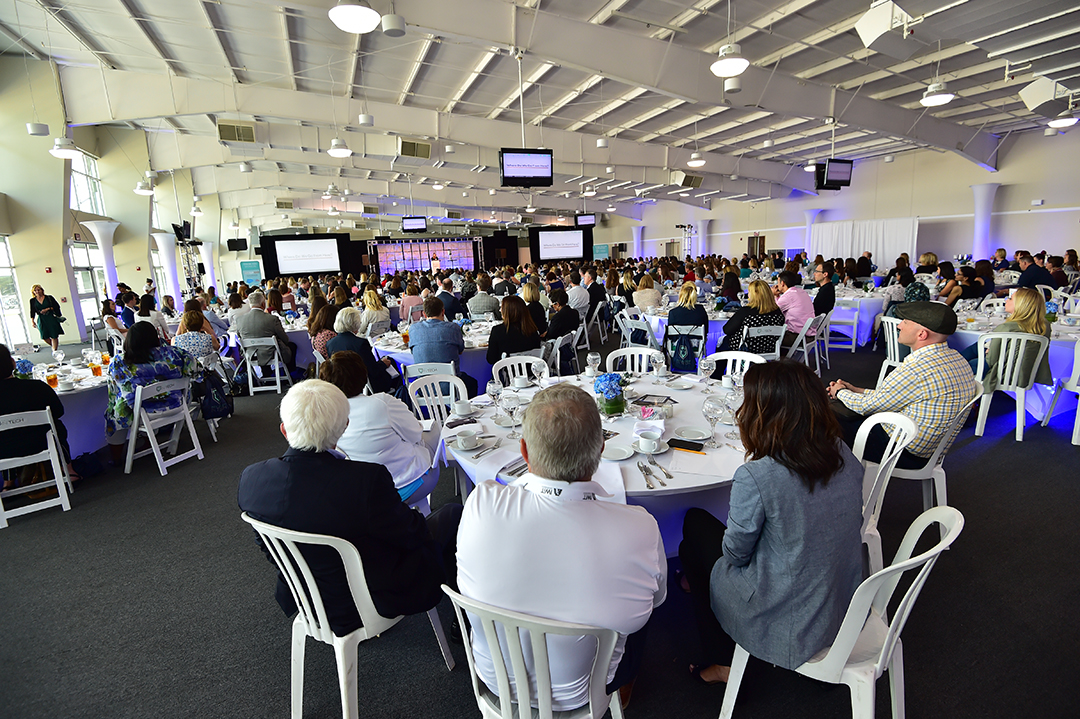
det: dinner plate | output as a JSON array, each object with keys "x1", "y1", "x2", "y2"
[
  {"x1": 667, "y1": 381, "x2": 693, "y2": 391},
  {"x1": 674, "y1": 427, "x2": 711, "y2": 440},
  {"x1": 631, "y1": 439, "x2": 670, "y2": 456},
  {"x1": 601, "y1": 445, "x2": 634, "y2": 461}
]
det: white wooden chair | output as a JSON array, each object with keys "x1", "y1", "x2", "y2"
[
  {"x1": 238, "y1": 337, "x2": 293, "y2": 395},
  {"x1": 852, "y1": 412, "x2": 919, "y2": 574},
  {"x1": 720, "y1": 507, "x2": 965, "y2": 719},
  {"x1": 974, "y1": 332, "x2": 1050, "y2": 441},
  {"x1": 442, "y1": 585, "x2": 625, "y2": 719},
  {"x1": 240, "y1": 514, "x2": 454, "y2": 719},
  {"x1": 702, "y1": 350, "x2": 765, "y2": 378},
  {"x1": 785, "y1": 314, "x2": 826, "y2": 376},
  {"x1": 606, "y1": 347, "x2": 664, "y2": 374},
  {"x1": 123, "y1": 378, "x2": 204, "y2": 476},
  {"x1": 826, "y1": 298, "x2": 861, "y2": 355},
  {"x1": 408, "y1": 373, "x2": 468, "y2": 424},
  {"x1": 741, "y1": 325, "x2": 785, "y2": 360},
  {"x1": 0, "y1": 409, "x2": 71, "y2": 529},
  {"x1": 492, "y1": 354, "x2": 547, "y2": 387},
  {"x1": 875, "y1": 317, "x2": 903, "y2": 389},
  {"x1": 1041, "y1": 338, "x2": 1080, "y2": 445}
]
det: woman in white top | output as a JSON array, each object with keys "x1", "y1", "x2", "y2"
[
  {"x1": 226, "y1": 292, "x2": 251, "y2": 326},
  {"x1": 318, "y1": 351, "x2": 437, "y2": 501},
  {"x1": 632, "y1": 273, "x2": 662, "y2": 309},
  {"x1": 356, "y1": 289, "x2": 391, "y2": 337},
  {"x1": 134, "y1": 293, "x2": 170, "y2": 341}
]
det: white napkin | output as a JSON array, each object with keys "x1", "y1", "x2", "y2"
[
  {"x1": 474, "y1": 445, "x2": 521, "y2": 482},
  {"x1": 632, "y1": 419, "x2": 666, "y2": 438},
  {"x1": 591, "y1": 462, "x2": 627, "y2": 505}
]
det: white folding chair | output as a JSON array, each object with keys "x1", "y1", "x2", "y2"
[
  {"x1": 875, "y1": 317, "x2": 903, "y2": 389},
  {"x1": 403, "y1": 361, "x2": 456, "y2": 382},
  {"x1": 408, "y1": 373, "x2": 468, "y2": 424},
  {"x1": 364, "y1": 319, "x2": 391, "y2": 339},
  {"x1": 238, "y1": 337, "x2": 293, "y2": 395},
  {"x1": 409, "y1": 305, "x2": 426, "y2": 322},
  {"x1": 740, "y1": 325, "x2": 785, "y2": 360},
  {"x1": 584, "y1": 305, "x2": 608, "y2": 347},
  {"x1": 107, "y1": 327, "x2": 127, "y2": 357},
  {"x1": 720, "y1": 506, "x2": 965, "y2": 719},
  {"x1": 827, "y1": 298, "x2": 861, "y2": 354},
  {"x1": 492, "y1": 355, "x2": 547, "y2": 387},
  {"x1": 0, "y1": 409, "x2": 71, "y2": 529},
  {"x1": 702, "y1": 350, "x2": 765, "y2": 377},
  {"x1": 313, "y1": 348, "x2": 328, "y2": 375},
  {"x1": 87, "y1": 318, "x2": 107, "y2": 351},
  {"x1": 442, "y1": 585, "x2": 625, "y2": 719},
  {"x1": 852, "y1": 412, "x2": 919, "y2": 574},
  {"x1": 663, "y1": 324, "x2": 706, "y2": 371},
  {"x1": 1041, "y1": 338, "x2": 1080, "y2": 445},
  {"x1": 974, "y1": 332, "x2": 1050, "y2": 441},
  {"x1": 547, "y1": 332, "x2": 579, "y2": 376},
  {"x1": 785, "y1": 314, "x2": 826, "y2": 376},
  {"x1": 606, "y1": 347, "x2": 664, "y2": 374},
  {"x1": 622, "y1": 318, "x2": 663, "y2": 352},
  {"x1": 240, "y1": 513, "x2": 454, "y2": 719},
  {"x1": 574, "y1": 308, "x2": 591, "y2": 351},
  {"x1": 123, "y1": 378, "x2": 204, "y2": 476},
  {"x1": 614, "y1": 310, "x2": 633, "y2": 349},
  {"x1": 194, "y1": 354, "x2": 234, "y2": 442}
]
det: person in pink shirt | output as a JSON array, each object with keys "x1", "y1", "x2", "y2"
[{"x1": 773, "y1": 271, "x2": 817, "y2": 347}]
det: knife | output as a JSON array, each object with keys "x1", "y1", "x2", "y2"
[
  {"x1": 635, "y1": 461, "x2": 656, "y2": 490},
  {"x1": 471, "y1": 438, "x2": 503, "y2": 459}
]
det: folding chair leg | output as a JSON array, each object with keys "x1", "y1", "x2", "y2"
[
  {"x1": 146, "y1": 422, "x2": 169, "y2": 476},
  {"x1": 719, "y1": 645, "x2": 751, "y2": 719},
  {"x1": 427, "y1": 608, "x2": 456, "y2": 671},
  {"x1": 123, "y1": 418, "x2": 141, "y2": 474},
  {"x1": 290, "y1": 618, "x2": 307, "y2": 719}
]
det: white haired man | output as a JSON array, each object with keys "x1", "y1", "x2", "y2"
[
  {"x1": 456, "y1": 384, "x2": 667, "y2": 710},
  {"x1": 238, "y1": 380, "x2": 462, "y2": 637}
]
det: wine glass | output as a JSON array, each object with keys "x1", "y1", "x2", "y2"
[
  {"x1": 52, "y1": 349, "x2": 65, "y2": 364},
  {"x1": 487, "y1": 379, "x2": 503, "y2": 419},
  {"x1": 698, "y1": 357, "x2": 716, "y2": 392},
  {"x1": 724, "y1": 390, "x2": 744, "y2": 441},
  {"x1": 702, "y1": 397, "x2": 725, "y2": 449},
  {"x1": 81, "y1": 348, "x2": 94, "y2": 364},
  {"x1": 650, "y1": 353, "x2": 666, "y2": 379},
  {"x1": 501, "y1": 393, "x2": 522, "y2": 439},
  {"x1": 586, "y1": 352, "x2": 601, "y2": 377}
]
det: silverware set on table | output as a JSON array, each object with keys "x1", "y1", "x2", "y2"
[{"x1": 636, "y1": 458, "x2": 668, "y2": 489}]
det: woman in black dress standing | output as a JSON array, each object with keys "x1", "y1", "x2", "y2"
[{"x1": 29, "y1": 284, "x2": 64, "y2": 351}]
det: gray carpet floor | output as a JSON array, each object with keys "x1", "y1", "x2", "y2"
[{"x1": 2, "y1": 338, "x2": 1079, "y2": 718}]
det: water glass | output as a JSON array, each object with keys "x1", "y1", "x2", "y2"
[
  {"x1": 702, "y1": 397, "x2": 725, "y2": 449},
  {"x1": 650, "y1": 354, "x2": 666, "y2": 379},
  {"x1": 586, "y1": 352, "x2": 601, "y2": 375},
  {"x1": 487, "y1": 380, "x2": 503, "y2": 418},
  {"x1": 52, "y1": 350, "x2": 65, "y2": 364},
  {"x1": 698, "y1": 357, "x2": 716, "y2": 392},
  {"x1": 724, "y1": 390, "x2": 744, "y2": 441},
  {"x1": 501, "y1": 393, "x2": 522, "y2": 440}
]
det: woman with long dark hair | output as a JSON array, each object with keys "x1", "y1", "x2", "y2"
[
  {"x1": 486, "y1": 295, "x2": 541, "y2": 364},
  {"x1": 135, "y1": 293, "x2": 170, "y2": 340},
  {"x1": 679, "y1": 359, "x2": 863, "y2": 684}
]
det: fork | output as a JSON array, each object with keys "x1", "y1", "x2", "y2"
[
  {"x1": 636, "y1": 461, "x2": 656, "y2": 490},
  {"x1": 471, "y1": 438, "x2": 503, "y2": 459},
  {"x1": 646, "y1": 455, "x2": 671, "y2": 485}
]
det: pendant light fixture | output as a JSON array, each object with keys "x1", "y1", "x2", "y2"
[
  {"x1": 134, "y1": 172, "x2": 157, "y2": 196},
  {"x1": 583, "y1": 185, "x2": 597, "y2": 197},
  {"x1": 1048, "y1": 106, "x2": 1078, "y2": 129},
  {"x1": 432, "y1": 182, "x2": 445, "y2": 190},
  {"x1": 327, "y1": 207, "x2": 340, "y2": 216},
  {"x1": 920, "y1": 41, "x2": 956, "y2": 108},
  {"x1": 804, "y1": 159, "x2": 817, "y2": 173},
  {"x1": 327, "y1": 138, "x2": 352, "y2": 158},
  {"x1": 49, "y1": 137, "x2": 80, "y2": 159},
  {"x1": 710, "y1": 2, "x2": 749, "y2": 78},
  {"x1": 190, "y1": 203, "x2": 203, "y2": 217},
  {"x1": 322, "y1": 183, "x2": 342, "y2": 199},
  {"x1": 328, "y1": 1, "x2": 381, "y2": 34},
  {"x1": 687, "y1": 152, "x2": 706, "y2": 168}
]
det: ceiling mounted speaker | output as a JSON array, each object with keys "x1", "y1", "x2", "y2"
[
  {"x1": 596, "y1": 138, "x2": 609, "y2": 148},
  {"x1": 762, "y1": 139, "x2": 774, "y2": 148},
  {"x1": 381, "y1": 14, "x2": 405, "y2": 37},
  {"x1": 357, "y1": 114, "x2": 374, "y2": 127},
  {"x1": 854, "y1": 1, "x2": 927, "y2": 61},
  {"x1": 724, "y1": 77, "x2": 742, "y2": 94},
  {"x1": 238, "y1": 161, "x2": 253, "y2": 173},
  {"x1": 1019, "y1": 77, "x2": 1070, "y2": 118},
  {"x1": 26, "y1": 122, "x2": 49, "y2": 136}
]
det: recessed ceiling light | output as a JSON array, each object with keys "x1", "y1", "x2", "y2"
[
  {"x1": 884, "y1": 155, "x2": 895, "y2": 163},
  {"x1": 328, "y1": 0, "x2": 381, "y2": 34},
  {"x1": 687, "y1": 152, "x2": 706, "y2": 168},
  {"x1": 710, "y1": 43, "x2": 749, "y2": 78},
  {"x1": 730, "y1": 174, "x2": 739, "y2": 181},
  {"x1": 327, "y1": 138, "x2": 352, "y2": 158},
  {"x1": 679, "y1": 192, "x2": 690, "y2": 197},
  {"x1": 920, "y1": 81, "x2": 955, "y2": 108}
]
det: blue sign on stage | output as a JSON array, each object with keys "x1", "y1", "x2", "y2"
[
  {"x1": 240, "y1": 260, "x2": 262, "y2": 286},
  {"x1": 593, "y1": 244, "x2": 610, "y2": 260}
]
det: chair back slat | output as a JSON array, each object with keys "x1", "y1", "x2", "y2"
[
  {"x1": 703, "y1": 350, "x2": 765, "y2": 377},
  {"x1": 606, "y1": 347, "x2": 664, "y2": 374},
  {"x1": 492, "y1": 356, "x2": 547, "y2": 387},
  {"x1": 976, "y1": 332, "x2": 1050, "y2": 392},
  {"x1": 742, "y1": 325, "x2": 785, "y2": 360},
  {"x1": 409, "y1": 374, "x2": 467, "y2": 423}
]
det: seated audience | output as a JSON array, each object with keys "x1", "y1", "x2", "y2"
[
  {"x1": 467, "y1": 276, "x2": 502, "y2": 320},
  {"x1": 457, "y1": 384, "x2": 666, "y2": 710},
  {"x1": 435, "y1": 279, "x2": 464, "y2": 320},
  {"x1": 1047, "y1": 255, "x2": 1069, "y2": 288},
  {"x1": 958, "y1": 288, "x2": 1052, "y2": 392},
  {"x1": 828, "y1": 302, "x2": 978, "y2": 469},
  {"x1": 667, "y1": 281, "x2": 708, "y2": 335},
  {"x1": 134, "y1": 293, "x2": 170, "y2": 341},
  {"x1": 399, "y1": 283, "x2": 423, "y2": 321},
  {"x1": 812, "y1": 261, "x2": 835, "y2": 316},
  {"x1": 679, "y1": 359, "x2": 863, "y2": 684},
  {"x1": 171, "y1": 310, "x2": 220, "y2": 361},
  {"x1": 308, "y1": 304, "x2": 339, "y2": 359},
  {"x1": 356, "y1": 290, "x2": 391, "y2": 337},
  {"x1": 234, "y1": 291, "x2": 296, "y2": 373},
  {"x1": 101, "y1": 299, "x2": 127, "y2": 345},
  {"x1": 774, "y1": 271, "x2": 816, "y2": 346},
  {"x1": 718, "y1": 280, "x2": 784, "y2": 353},
  {"x1": 718, "y1": 271, "x2": 741, "y2": 304},
  {"x1": 915, "y1": 252, "x2": 938, "y2": 275},
  {"x1": 520, "y1": 281, "x2": 548, "y2": 336},
  {"x1": 160, "y1": 294, "x2": 178, "y2": 319},
  {"x1": 327, "y1": 307, "x2": 398, "y2": 394},
  {"x1": 486, "y1": 296, "x2": 542, "y2": 365},
  {"x1": 237, "y1": 380, "x2": 461, "y2": 638},
  {"x1": 991, "y1": 248, "x2": 1010, "y2": 272},
  {"x1": 632, "y1": 274, "x2": 662, "y2": 310},
  {"x1": 408, "y1": 296, "x2": 477, "y2": 397},
  {"x1": 266, "y1": 289, "x2": 286, "y2": 317},
  {"x1": 226, "y1": 292, "x2": 250, "y2": 326},
  {"x1": 1014, "y1": 252, "x2": 1058, "y2": 296}
]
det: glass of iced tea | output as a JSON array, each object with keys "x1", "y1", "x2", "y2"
[
  {"x1": 101, "y1": 353, "x2": 111, "y2": 366},
  {"x1": 46, "y1": 373, "x2": 59, "y2": 388},
  {"x1": 89, "y1": 362, "x2": 102, "y2": 377}
]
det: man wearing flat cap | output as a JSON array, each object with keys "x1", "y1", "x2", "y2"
[{"x1": 827, "y1": 302, "x2": 978, "y2": 469}]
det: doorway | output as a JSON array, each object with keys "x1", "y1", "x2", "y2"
[{"x1": 748, "y1": 235, "x2": 765, "y2": 257}]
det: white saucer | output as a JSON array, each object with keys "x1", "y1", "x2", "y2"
[
  {"x1": 601, "y1": 445, "x2": 634, "y2": 461},
  {"x1": 493, "y1": 416, "x2": 518, "y2": 428},
  {"x1": 667, "y1": 381, "x2": 693, "y2": 391},
  {"x1": 451, "y1": 439, "x2": 484, "y2": 451},
  {"x1": 631, "y1": 439, "x2": 670, "y2": 455},
  {"x1": 450, "y1": 408, "x2": 481, "y2": 419},
  {"x1": 674, "y1": 427, "x2": 710, "y2": 440}
]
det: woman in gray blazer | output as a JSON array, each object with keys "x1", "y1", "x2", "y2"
[{"x1": 678, "y1": 359, "x2": 864, "y2": 683}]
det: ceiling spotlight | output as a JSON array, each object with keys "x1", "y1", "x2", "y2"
[
  {"x1": 26, "y1": 122, "x2": 49, "y2": 136},
  {"x1": 710, "y1": 43, "x2": 749, "y2": 78},
  {"x1": 687, "y1": 152, "x2": 706, "y2": 168},
  {"x1": 432, "y1": 182, "x2": 444, "y2": 190},
  {"x1": 606, "y1": 165, "x2": 615, "y2": 174},
  {"x1": 804, "y1": 160, "x2": 817, "y2": 173},
  {"x1": 133, "y1": 181, "x2": 155, "y2": 196},
  {"x1": 49, "y1": 137, "x2": 81, "y2": 159},
  {"x1": 327, "y1": 207, "x2": 340, "y2": 216},
  {"x1": 1048, "y1": 108, "x2": 1078, "y2": 129},
  {"x1": 392, "y1": 201, "x2": 398, "y2": 206},
  {"x1": 884, "y1": 155, "x2": 895, "y2": 163},
  {"x1": 488, "y1": 188, "x2": 497, "y2": 196},
  {"x1": 189, "y1": 204, "x2": 203, "y2": 217},
  {"x1": 238, "y1": 161, "x2": 253, "y2": 173},
  {"x1": 596, "y1": 138, "x2": 609, "y2": 148},
  {"x1": 583, "y1": 185, "x2": 597, "y2": 197},
  {"x1": 327, "y1": 138, "x2": 353, "y2": 158},
  {"x1": 724, "y1": 77, "x2": 742, "y2": 94},
  {"x1": 730, "y1": 174, "x2": 739, "y2": 181},
  {"x1": 762, "y1": 139, "x2": 774, "y2": 148},
  {"x1": 357, "y1": 113, "x2": 374, "y2": 127},
  {"x1": 920, "y1": 81, "x2": 955, "y2": 108},
  {"x1": 444, "y1": 144, "x2": 455, "y2": 154},
  {"x1": 607, "y1": 204, "x2": 616, "y2": 212},
  {"x1": 328, "y1": 0, "x2": 381, "y2": 34},
  {"x1": 381, "y1": 13, "x2": 406, "y2": 37}
]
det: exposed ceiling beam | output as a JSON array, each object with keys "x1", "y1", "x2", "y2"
[
  {"x1": 0, "y1": 19, "x2": 47, "y2": 61},
  {"x1": 529, "y1": 74, "x2": 604, "y2": 127},
  {"x1": 444, "y1": 47, "x2": 500, "y2": 113},
  {"x1": 280, "y1": 7, "x2": 299, "y2": 92},
  {"x1": 197, "y1": 0, "x2": 240, "y2": 84},
  {"x1": 487, "y1": 61, "x2": 554, "y2": 119},
  {"x1": 36, "y1": 0, "x2": 118, "y2": 70},
  {"x1": 114, "y1": 0, "x2": 184, "y2": 76},
  {"x1": 399, "y1": 35, "x2": 435, "y2": 105},
  {"x1": 564, "y1": 87, "x2": 648, "y2": 132}
]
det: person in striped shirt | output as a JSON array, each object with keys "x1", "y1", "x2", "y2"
[{"x1": 827, "y1": 302, "x2": 977, "y2": 469}]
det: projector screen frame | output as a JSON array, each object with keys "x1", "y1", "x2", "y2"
[{"x1": 527, "y1": 225, "x2": 593, "y2": 263}]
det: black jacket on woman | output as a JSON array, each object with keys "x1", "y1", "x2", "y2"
[
  {"x1": 486, "y1": 324, "x2": 542, "y2": 364},
  {"x1": 526, "y1": 301, "x2": 548, "y2": 336}
]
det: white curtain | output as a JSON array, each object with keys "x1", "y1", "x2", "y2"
[{"x1": 810, "y1": 217, "x2": 918, "y2": 265}]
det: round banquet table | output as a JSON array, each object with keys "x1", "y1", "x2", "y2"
[
  {"x1": 808, "y1": 288, "x2": 886, "y2": 347},
  {"x1": 53, "y1": 367, "x2": 110, "y2": 457},
  {"x1": 371, "y1": 322, "x2": 499, "y2": 392},
  {"x1": 443, "y1": 373, "x2": 745, "y2": 555}
]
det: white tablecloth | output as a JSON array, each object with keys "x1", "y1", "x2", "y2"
[
  {"x1": 811, "y1": 291, "x2": 886, "y2": 346},
  {"x1": 372, "y1": 323, "x2": 498, "y2": 391},
  {"x1": 54, "y1": 368, "x2": 110, "y2": 457}
]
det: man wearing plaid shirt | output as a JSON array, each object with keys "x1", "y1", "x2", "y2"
[{"x1": 827, "y1": 302, "x2": 978, "y2": 469}]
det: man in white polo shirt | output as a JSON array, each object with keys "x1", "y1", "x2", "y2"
[{"x1": 456, "y1": 384, "x2": 666, "y2": 711}]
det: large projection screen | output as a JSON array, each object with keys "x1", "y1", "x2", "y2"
[
  {"x1": 538, "y1": 229, "x2": 584, "y2": 261},
  {"x1": 275, "y1": 239, "x2": 342, "y2": 274}
]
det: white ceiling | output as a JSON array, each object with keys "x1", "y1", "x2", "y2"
[{"x1": 1, "y1": 0, "x2": 1076, "y2": 230}]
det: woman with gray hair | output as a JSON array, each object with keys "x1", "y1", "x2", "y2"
[{"x1": 325, "y1": 306, "x2": 398, "y2": 394}]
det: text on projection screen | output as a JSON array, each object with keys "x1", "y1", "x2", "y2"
[
  {"x1": 539, "y1": 230, "x2": 584, "y2": 261},
  {"x1": 276, "y1": 239, "x2": 342, "y2": 274}
]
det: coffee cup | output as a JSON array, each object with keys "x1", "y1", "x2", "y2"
[
  {"x1": 57, "y1": 380, "x2": 75, "y2": 391},
  {"x1": 457, "y1": 429, "x2": 481, "y2": 449},
  {"x1": 512, "y1": 376, "x2": 531, "y2": 389},
  {"x1": 584, "y1": 366, "x2": 596, "y2": 377},
  {"x1": 638, "y1": 431, "x2": 661, "y2": 453},
  {"x1": 721, "y1": 375, "x2": 734, "y2": 389},
  {"x1": 453, "y1": 400, "x2": 473, "y2": 416}
]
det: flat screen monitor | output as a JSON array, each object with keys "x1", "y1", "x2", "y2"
[
  {"x1": 824, "y1": 158, "x2": 853, "y2": 187},
  {"x1": 538, "y1": 229, "x2": 584, "y2": 261},
  {"x1": 402, "y1": 216, "x2": 427, "y2": 233},
  {"x1": 575, "y1": 213, "x2": 596, "y2": 227},
  {"x1": 274, "y1": 238, "x2": 341, "y2": 274},
  {"x1": 226, "y1": 239, "x2": 248, "y2": 252},
  {"x1": 815, "y1": 164, "x2": 841, "y2": 191},
  {"x1": 500, "y1": 148, "x2": 554, "y2": 188}
]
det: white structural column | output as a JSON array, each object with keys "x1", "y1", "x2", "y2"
[
  {"x1": 970, "y1": 184, "x2": 1000, "y2": 262},
  {"x1": 803, "y1": 209, "x2": 823, "y2": 252},
  {"x1": 151, "y1": 232, "x2": 182, "y2": 304},
  {"x1": 631, "y1": 226, "x2": 644, "y2": 258},
  {"x1": 81, "y1": 221, "x2": 120, "y2": 298},
  {"x1": 198, "y1": 242, "x2": 217, "y2": 293},
  {"x1": 696, "y1": 220, "x2": 711, "y2": 258}
]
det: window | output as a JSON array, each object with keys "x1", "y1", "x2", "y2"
[
  {"x1": 69, "y1": 241, "x2": 108, "y2": 325},
  {"x1": 69, "y1": 152, "x2": 106, "y2": 215},
  {"x1": 0, "y1": 237, "x2": 32, "y2": 347}
]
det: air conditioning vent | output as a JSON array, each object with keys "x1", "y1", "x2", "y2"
[
  {"x1": 290, "y1": 219, "x2": 304, "y2": 228},
  {"x1": 218, "y1": 121, "x2": 257, "y2": 143},
  {"x1": 669, "y1": 170, "x2": 703, "y2": 188},
  {"x1": 519, "y1": 215, "x2": 533, "y2": 224},
  {"x1": 446, "y1": 210, "x2": 463, "y2": 220},
  {"x1": 275, "y1": 199, "x2": 294, "y2": 210},
  {"x1": 398, "y1": 138, "x2": 432, "y2": 159}
]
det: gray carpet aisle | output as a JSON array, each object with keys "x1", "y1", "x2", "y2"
[{"x1": 1, "y1": 343, "x2": 1079, "y2": 718}]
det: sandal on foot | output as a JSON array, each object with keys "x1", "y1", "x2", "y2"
[{"x1": 689, "y1": 664, "x2": 729, "y2": 685}]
